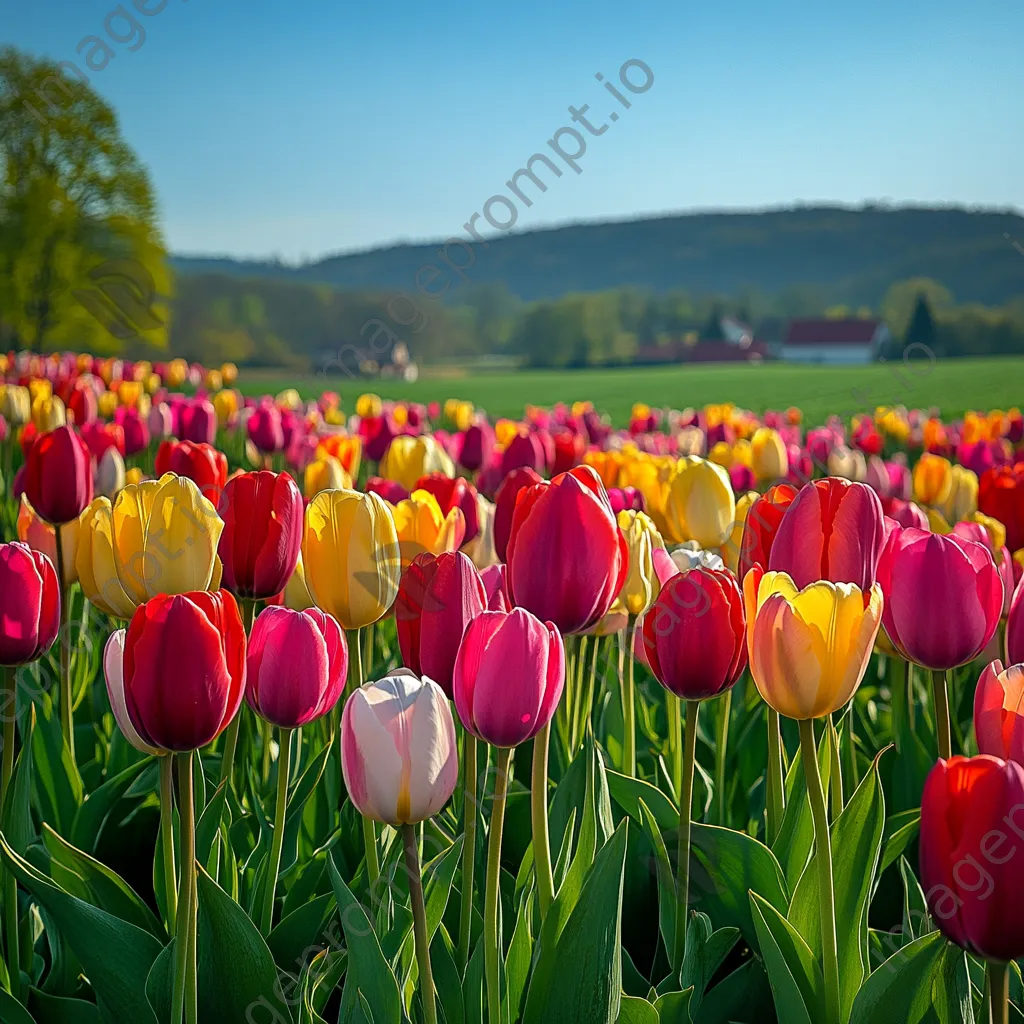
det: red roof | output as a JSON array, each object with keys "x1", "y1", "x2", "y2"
[{"x1": 785, "y1": 319, "x2": 881, "y2": 346}]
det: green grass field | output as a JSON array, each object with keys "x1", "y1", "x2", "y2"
[{"x1": 237, "y1": 356, "x2": 1024, "y2": 427}]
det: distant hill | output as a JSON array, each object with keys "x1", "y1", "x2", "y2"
[{"x1": 173, "y1": 205, "x2": 1024, "y2": 306}]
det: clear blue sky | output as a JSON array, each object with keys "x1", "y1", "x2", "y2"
[{"x1": 5, "y1": 0, "x2": 1023, "y2": 261}]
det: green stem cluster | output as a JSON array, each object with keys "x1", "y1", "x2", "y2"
[{"x1": 485, "y1": 747, "x2": 513, "y2": 1024}]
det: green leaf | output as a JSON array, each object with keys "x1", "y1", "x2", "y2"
[
  {"x1": 689, "y1": 822, "x2": 789, "y2": 954},
  {"x1": 750, "y1": 891, "x2": 825, "y2": 1024},
  {"x1": 773, "y1": 722, "x2": 831, "y2": 893},
  {"x1": 616, "y1": 994, "x2": 659, "y2": 1023},
  {"x1": 297, "y1": 948, "x2": 346, "y2": 1024},
  {"x1": 900, "y1": 856, "x2": 929, "y2": 944},
  {"x1": 881, "y1": 812, "x2": 920, "y2": 875},
  {"x1": 849, "y1": 932, "x2": 946, "y2": 1024},
  {"x1": 195, "y1": 778, "x2": 230, "y2": 867},
  {"x1": 606, "y1": 769, "x2": 678, "y2": 831},
  {"x1": 431, "y1": 925, "x2": 465, "y2": 1024},
  {"x1": 695, "y1": 959, "x2": 773, "y2": 1024},
  {"x1": 521, "y1": 819, "x2": 628, "y2": 1024},
  {"x1": 266, "y1": 892, "x2": 335, "y2": 971},
  {"x1": 29, "y1": 988, "x2": 102, "y2": 1024},
  {"x1": 652, "y1": 988, "x2": 693, "y2": 1024},
  {"x1": 3, "y1": 720, "x2": 36, "y2": 856},
  {"x1": 789, "y1": 755, "x2": 887, "y2": 1024},
  {"x1": 504, "y1": 883, "x2": 533, "y2": 1024},
  {"x1": 679, "y1": 912, "x2": 739, "y2": 1019},
  {"x1": 327, "y1": 847, "x2": 402, "y2": 1024},
  {"x1": 30, "y1": 698, "x2": 83, "y2": 834},
  {"x1": 70, "y1": 757, "x2": 152, "y2": 855},
  {"x1": 932, "y1": 945, "x2": 975, "y2": 1024},
  {"x1": 0, "y1": 832, "x2": 160, "y2": 1023},
  {"x1": 636, "y1": 797, "x2": 675, "y2": 961},
  {"x1": 0, "y1": 988, "x2": 36, "y2": 1024},
  {"x1": 195, "y1": 864, "x2": 294, "y2": 1022},
  {"x1": 42, "y1": 823, "x2": 165, "y2": 940}
]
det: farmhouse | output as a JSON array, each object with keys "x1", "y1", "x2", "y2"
[{"x1": 781, "y1": 318, "x2": 890, "y2": 364}]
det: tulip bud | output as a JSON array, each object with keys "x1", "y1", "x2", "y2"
[
  {"x1": 506, "y1": 466, "x2": 628, "y2": 635},
  {"x1": 17, "y1": 494, "x2": 79, "y2": 586},
  {"x1": 736, "y1": 483, "x2": 797, "y2": 582},
  {"x1": 751, "y1": 427, "x2": 789, "y2": 483},
  {"x1": 453, "y1": 608, "x2": 564, "y2": 747},
  {"x1": 1009, "y1": 576, "x2": 1024, "y2": 665},
  {"x1": 876, "y1": 526, "x2": 1003, "y2": 670},
  {"x1": 642, "y1": 567, "x2": 746, "y2": 700},
  {"x1": 303, "y1": 489, "x2": 401, "y2": 629},
  {"x1": 493, "y1": 467, "x2": 542, "y2": 563},
  {"x1": 913, "y1": 453, "x2": 954, "y2": 506},
  {"x1": 0, "y1": 542, "x2": 59, "y2": 665},
  {"x1": 155, "y1": 440, "x2": 228, "y2": 506},
  {"x1": 103, "y1": 630, "x2": 162, "y2": 755},
  {"x1": 341, "y1": 670, "x2": 458, "y2": 825},
  {"x1": 665, "y1": 457, "x2": 735, "y2": 549},
  {"x1": 24, "y1": 425, "x2": 94, "y2": 525},
  {"x1": 615, "y1": 510, "x2": 664, "y2": 618},
  {"x1": 380, "y1": 435, "x2": 455, "y2": 491},
  {"x1": 974, "y1": 659, "x2": 1024, "y2": 763},
  {"x1": 920, "y1": 755, "x2": 1024, "y2": 962},
  {"x1": 743, "y1": 566, "x2": 883, "y2": 719},
  {"x1": 107, "y1": 590, "x2": 246, "y2": 751},
  {"x1": 396, "y1": 552, "x2": 487, "y2": 697},
  {"x1": 979, "y1": 464, "x2": 1024, "y2": 557},
  {"x1": 304, "y1": 456, "x2": 351, "y2": 499},
  {"x1": 246, "y1": 606, "x2": 347, "y2": 728},
  {"x1": 77, "y1": 497, "x2": 136, "y2": 619},
  {"x1": 415, "y1": 473, "x2": 480, "y2": 546},
  {"x1": 481, "y1": 563, "x2": 511, "y2": 611},
  {"x1": 95, "y1": 446, "x2": 126, "y2": 498},
  {"x1": 218, "y1": 471, "x2": 303, "y2": 600}
]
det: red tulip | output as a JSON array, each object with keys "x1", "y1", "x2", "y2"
[
  {"x1": 876, "y1": 526, "x2": 1003, "y2": 670},
  {"x1": 769, "y1": 477, "x2": 885, "y2": 590},
  {"x1": 118, "y1": 408, "x2": 150, "y2": 455},
  {"x1": 396, "y1": 551, "x2": 487, "y2": 696},
  {"x1": 0, "y1": 542, "x2": 59, "y2": 665},
  {"x1": 180, "y1": 399, "x2": 217, "y2": 445},
  {"x1": 248, "y1": 403, "x2": 285, "y2": 453},
  {"x1": 155, "y1": 440, "x2": 228, "y2": 506},
  {"x1": 218, "y1": 471, "x2": 303, "y2": 600},
  {"x1": 501, "y1": 430, "x2": 545, "y2": 477},
  {"x1": 246, "y1": 606, "x2": 347, "y2": 727},
  {"x1": 641, "y1": 567, "x2": 746, "y2": 699},
  {"x1": 365, "y1": 476, "x2": 410, "y2": 505},
  {"x1": 882, "y1": 497, "x2": 929, "y2": 530},
  {"x1": 493, "y1": 466, "x2": 542, "y2": 563},
  {"x1": 920, "y1": 755, "x2": 1024, "y2": 961},
  {"x1": 481, "y1": 563, "x2": 511, "y2": 611},
  {"x1": 24, "y1": 426, "x2": 94, "y2": 525},
  {"x1": 974, "y1": 660, "x2": 1024, "y2": 764},
  {"x1": 551, "y1": 430, "x2": 585, "y2": 476},
  {"x1": 81, "y1": 421, "x2": 125, "y2": 461},
  {"x1": 119, "y1": 590, "x2": 246, "y2": 750},
  {"x1": 415, "y1": 473, "x2": 480, "y2": 545},
  {"x1": 506, "y1": 466, "x2": 628, "y2": 635},
  {"x1": 980, "y1": 464, "x2": 1024, "y2": 555},
  {"x1": 453, "y1": 608, "x2": 564, "y2": 747},
  {"x1": 737, "y1": 483, "x2": 797, "y2": 582},
  {"x1": 455, "y1": 422, "x2": 495, "y2": 473}
]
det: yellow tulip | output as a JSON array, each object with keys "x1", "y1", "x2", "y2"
[
  {"x1": 205, "y1": 369, "x2": 223, "y2": 392},
  {"x1": 125, "y1": 467, "x2": 145, "y2": 487},
  {"x1": 967, "y1": 512, "x2": 1007, "y2": 555},
  {"x1": 583, "y1": 450, "x2": 624, "y2": 489},
  {"x1": 913, "y1": 453, "x2": 953, "y2": 506},
  {"x1": 743, "y1": 569, "x2": 883, "y2": 720},
  {"x1": 827, "y1": 445, "x2": 866, "y2": 481},
  {"x1": 98, "y1": 391, "x2": 119, "y2": 419},
  {"x1": 111, "y1": 473, "x2": 224, "y2": 608},
  {"x1": 665, "y1": 457, "x2": 736, "y2": 550},
  {"x1": 28, "y1": 378, "x2": 52, "y2": 402},
  {"x1": 494, "y1": 419, "x2": 519, "y2": 447},
  {"x1": 213, "y1": 389, "x2": 238, "y2": 426},
  {"x1": 751, "y1": 428, "x2": 789, "y2": 482},
  {"x1": 0, "y1": 385, "x2": 31, "y2": 426},
  {"x1": 615, "y1": 509, "x2": 664, "y2": 618},
  {"x1": 392, "y1": 490, "x2": 465, "y2": 569},
  {"x1": 356, "y1": 393, "x2": 383, "y2": 419},
  {"x1": 925, "y1": 507, "x2": 951, "y2": 534},
  {"x1": 379, "y1": 434, "x2": 455, "y2": 491},
  {"x1": 302, "y1": 489, "x2": 401, "y2": 629},
  {"x1": 276, "y1": 388, "x2": 302, "y2": 412},
  {"x1": 77, "y1": 497, "x2": 136, "y2": 618},
  {"x1": 31, "y1": 394, "x2": 66, "y2": 431},
  {"x1": 17, "y1": 494, "x2": 79, "y2": 585},
  {"x1": 708, "y1": 441, "x2": 733, "y2": 468},
  {"x1": 304, "y1": 455, "x2": 352, "y2": 499},
  {"x1": 316, "y1": 434, "x2": 362, "y2": 479},
  {"x1": 722, "y1": 490, "x2": 759, "y2": 575},
  {"x1": 936, "y1": 465, "x2": 978, "y2": 523}
]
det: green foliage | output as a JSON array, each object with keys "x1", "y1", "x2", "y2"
[{"x1": 0, "y1": 46, "x2": 170, "y2": 353}]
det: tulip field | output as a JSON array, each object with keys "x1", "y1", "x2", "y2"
[{"x1": 3, "y1": 352, "x2": 1024, "y2": 1024}]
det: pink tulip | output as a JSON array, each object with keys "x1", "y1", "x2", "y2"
[
  {"x1": 246, "y1": 607, "x2": 347, "y2": 728},
  {"x1": 882, "y1": 498, "x2": 929, "y2": 530},
  {"x1": 974, "y1": 659, "x2": 1024, "y2": 764},
  {"x1": 1008, "y1": 575, "x2": 1024, "y2": 665},
  {"x1": 481, "y1": 563, "x2": 511, "y2": 611},
  {"x1": 769, "y1": 477, "x2": 885, "y2": 590},
  {"x1": 0, "y1": 541, "x2": 60, "y2": 665},
  {"x1": 453, "y1": 608, "x2": 564, "y2": 747},
  {"x1": 876, "y1": 526, "x2": 1004, "y2": 670},
  {"x1": 340, "y1": 670, "x2": 458, "y2": 825}
]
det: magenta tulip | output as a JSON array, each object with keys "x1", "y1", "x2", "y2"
[
  {"x1": 974, "y1": 659, "x2": 1024, "y2": 764},
  {"x1": 24, "y1": 425, "x2": 94, "y2": 525},
  {"x1": 453, "y1": 608, "x2": 564, "y2": 747},
  {"x1": 876, "y1": 526, "x2": 1003, "y2": 670},
  {"x1": 1008, "y1": 576, "x2": 1024, "y2": 664},
  {"x1": 246, "y1": 606, "x2": 347, "y2": 728},
  {"x1": 0, "y1": 542, "x2": 59, "y2": 665},
  {"x1": 493, "y1": 466, "x2": 542, "y2": 563}
]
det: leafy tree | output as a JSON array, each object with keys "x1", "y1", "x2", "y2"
[
  {"x1": 903, "y1": 293, "x2": 937, "y2": 354},
  {"x1": 880, "y1": 278, "x2": 951, "y2": 339},
  {"x1": 0, "y1": 46, "x2": 169, "y2": 352}
]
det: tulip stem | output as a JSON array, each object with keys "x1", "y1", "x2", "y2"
[
  {"x1": 715, "y1": 689, "x2": 731, "y2": 825},
  {"x1": 402, "y1": 823, "x2": 438, "y2": 1024},
  {"x1": 668, "y1": 694, "x2": 683, "y2": 801},
  {"x1": 531, "y1": 723, "x2": 554, "y2": 922},
  {"x1": 931, "y1": 669, "x2": 952, "y2": 760},
  {"x1": 485, "y1": 746, "x2": 513, "y2": 1024},
  {"x1": 54, "y1": 523, "x2": 74, "y2": 764},
  {"x1": 619, "y1": 629, "x2": 636, "y2": 777},
  {"x1": 172, "y1": 752, "x2": 198, "y2": 1024},
  {"x1": 827, "y1": 716, "x2": 844, "y2": 820},
  {"x1": 218, "y1": 718, "x2": 239, "y2": 794},
  {"x1": 159, "y1": 755, "x2": 178, "y2": 934},
  {"x1": 458, "y1": 735, "x2": 478, "y2": 971},
  {"x1": 766, "y1": 707, "x2": 785, "y2": 845},
  {"x1": 987, "y1": 960, "x2": 1009, "y2": 1024},
  {"x1": 799, "y1": 719, "x2": 840, "y2": 1024},
  {"x1": 2, "y1": 665, "x2": 20, "y2": 1003},
  {"x1": 673, "y1": 700, "x2": 699, "y2": 976},
  {"x1": 260, "y1": 727, "x2": 291, "y2": 934}
]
